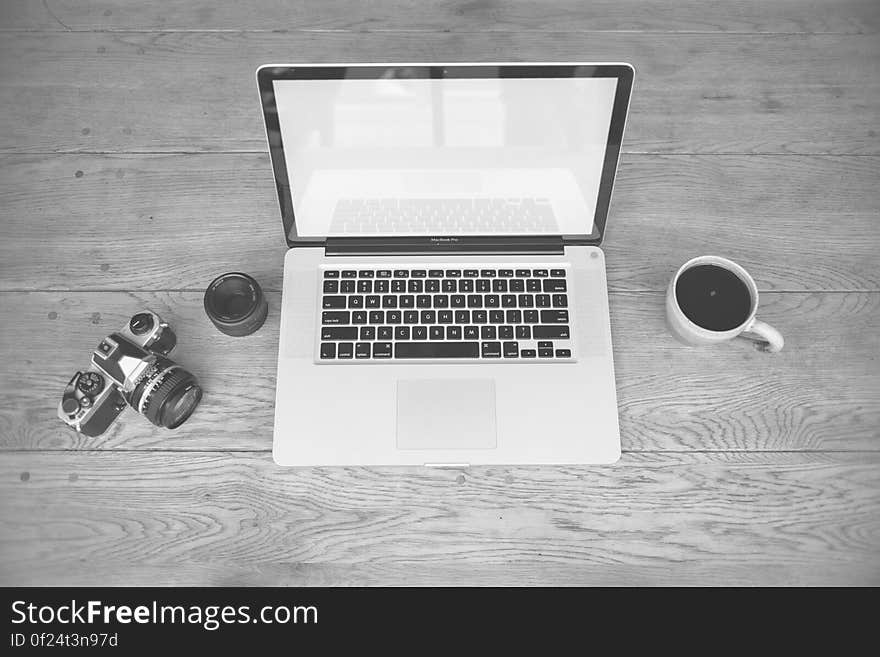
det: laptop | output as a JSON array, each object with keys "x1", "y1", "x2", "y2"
[{"x1": 258, "y1": 63, "x2": 633, "y2": 466}]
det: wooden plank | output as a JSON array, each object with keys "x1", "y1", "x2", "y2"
[
  {"x1": 1, "y1": 451, "x2": 877, "y2": 586},
  {"x1": 0, "y1": 32, "x2": 878, "y2": 154},
  {"x1": 1, "y1": 290, "x2": 877, "y2": 452},
  {"x1": 1, "y1": 154, "x2": 877, "y2": 292},
  {"x1": 2, "y1": 0, "x2": 878, "y2": 34}
]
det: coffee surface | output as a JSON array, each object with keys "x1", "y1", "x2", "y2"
[{"x1": 675, "y1": 264, "x2": 752, "y2": 331}]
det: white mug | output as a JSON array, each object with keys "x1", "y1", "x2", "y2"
[{"x1": 666, "y1": 255, "x2": 784, "y2": 353}]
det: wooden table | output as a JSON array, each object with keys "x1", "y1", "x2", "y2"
[{"x1": 1, "y1": 1, "x2": 878, "y2": 586}]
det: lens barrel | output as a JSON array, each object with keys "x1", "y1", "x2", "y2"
[
  {"x1": 131, "y1": 358, "x2": 202, "y2": 429},
  {"x1": 204, "y1": 272, "x2": 268, "y2": 337}
]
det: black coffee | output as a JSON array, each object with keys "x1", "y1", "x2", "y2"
[{"x1": 675, "y1": 264, "x2": 752, "y2": 331}]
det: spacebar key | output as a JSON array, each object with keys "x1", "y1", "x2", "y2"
[{"x1": 395, "y1": 342, "x2": 479, "y2": 358}]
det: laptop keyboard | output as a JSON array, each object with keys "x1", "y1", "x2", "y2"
[{"x1": 318, "y1": 267, "x2": 574, "y2": 361}]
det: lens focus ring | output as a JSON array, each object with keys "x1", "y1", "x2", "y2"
[{"x1": 140, "y1": 367, "x2": 201, "y2": 429}]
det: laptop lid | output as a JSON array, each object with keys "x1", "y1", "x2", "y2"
[{"x1": 257, "y1": 63, "x2": 633, "y2": 249}]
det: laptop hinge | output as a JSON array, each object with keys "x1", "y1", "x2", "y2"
[{"x1": 324, "y1": 236, "x2": 565, "y2": 256}]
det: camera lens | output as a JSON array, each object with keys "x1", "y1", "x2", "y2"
[
  {"x1": 131, "y1": 357, "x2": 202, "y2": 429},
  {"x1": 204, "y1": 272, "x2": 268, "y2": 337}
]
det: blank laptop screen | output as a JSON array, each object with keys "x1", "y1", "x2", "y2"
[{"x1": 272, "y1": 71, "x2": 619, "y2": 238}]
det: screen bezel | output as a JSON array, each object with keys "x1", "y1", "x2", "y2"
[{"x1": 257, "y1": 63, "x2": 634, "y2": 248}]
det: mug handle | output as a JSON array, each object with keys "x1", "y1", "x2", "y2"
[{"x1": 741, "y1": 319, "x2": 784, "y2": 353}]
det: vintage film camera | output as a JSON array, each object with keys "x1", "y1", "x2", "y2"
[{"x1": 58, "y1": 311, "x2": 202, "y2": 436}]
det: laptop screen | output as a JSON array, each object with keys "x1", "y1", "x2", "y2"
[{"x1": 262, "y1": 65, "x2": 631, "y2": 243}]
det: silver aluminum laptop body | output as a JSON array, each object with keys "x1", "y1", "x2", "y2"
[{"x1": 258, "y1": 63, "x2": 634, "y2": 466}]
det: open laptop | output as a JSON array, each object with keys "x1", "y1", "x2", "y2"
[{"x1": 258, "y1": 63, "x2": 633, "y2": 466}]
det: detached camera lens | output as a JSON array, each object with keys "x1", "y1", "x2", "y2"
[{"x1": 204, "y1": 272, "x2": 268, "y2": 337}]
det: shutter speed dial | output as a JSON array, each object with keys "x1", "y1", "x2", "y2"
[{"x1": 76, "y1": 371, "x2": 104, "y2": 396}]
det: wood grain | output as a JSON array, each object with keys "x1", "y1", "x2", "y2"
[
  {"x1": 1, "y1": 451, "x2": 877, "y2": 586},
  {"x1": 2, "y1": 290, "x2": 877, "y2": 452},
  {"x1": 2, "y1": 1, "x2": 878, "y2": 34},
  {"x1": 1, "y1": 154, "x2": 877, "y2": 292},
  {"x1": 1, "y1": 32, "x2": 878, "y2": 154}
]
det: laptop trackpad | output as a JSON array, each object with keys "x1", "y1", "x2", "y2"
[{"x1": 396, "y1": 379, "x2": 497, "y2": 450}]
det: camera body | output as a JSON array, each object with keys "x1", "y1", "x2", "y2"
[{"x1": 58, "y1": 311, "x2": 202, "y2": 437}]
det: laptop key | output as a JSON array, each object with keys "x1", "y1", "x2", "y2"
[
  {"x1": 552, "y1": 294, "x2": 568, "y2": 308},
  {"x1": 323, "y1": 296, "x2": 346, "y2": 309},
  {"x1": 551, "y1": 269, "x2": 565, "y2": 277},
  {"x1": 348, "y1": 295, "x2": 364, "y2": 308},
  {"x1": 481, "y1": 342, "x2": 502, "y2": 358},
  {"x1": 539, "y1": 348, "x2": 554, "y2": 358},
  {"x1": 355, "y1": 343, "x2": 371, "y2": 358},
  {"x1": 404, "y1": 310, "x2": 419, "y2": 324},
  {"x1": 323, "y1": 280, "x2": 339, "y2": 293},
  {"x1": 360, "y1": 326, "x2": 376, "y2": 341},
  {"x1": 543, "y1": 279, "x2": 567, "y2": 292},
  {"x1": 324, "y1": 270, "x2": 340, "y2": 279},
  {"x1": 377, "y1": 270, "x2": 392, "y2": 278},
  {"x1": 378, "y1": 326, "x2": 393, "y2": 340},
  {"x1": 503, "y1": 341, "x2": 519, "y2": 357},
  {"x1": 556, "y1": 349, "x2": 572, "y2": 358},
  {"x1": 320, "y1": 343, "x2": 336, "y2": 359},
  {"x1": 321, "y1": 327, "x2": 357, "y2": 341},
  {"x1": 524, "y1": 310, "x2": 539, "y2": 323},
  {"x1": 464, "y1": 269, "x2": 479, "y2": 277},
  {"x1": 448, "y1": 326, "x2": 462, "y2": 340},
  {"x1": 395, "y1": 342, "x2": 479, "y2": 358},
  {"x1": 322, "y1": 311, "x2": 350, "y2": 324},
  {"x1": 521, "y1": 349, "x2": 537, "y2": 358},
  {"x1": 516, "y1": 325, "x2": 531, "y2": 339},
  {"x1": 481, "y1": 326, "x2": 497, "y2": 340},
  {"x1": 342, "y1": 270, "x2": 357, "y2": 279},
  {"x1": 369, "y1": 310, "x2": 384, "y2": 324},
  {"x1": 395, "y1": 326, "x2": 410, "y2": 340},
  {"x1": 413, "y1": 326, "x2": 428, "y2": 340},
  {"x1": 393, "y1": 269, "x2": 408, "y2": 278},
  {"x1": 430, "y1": 326, "x2": 444, "y2": 340},
  {"x1": 352, "y1": 311, "x2": 367, "y2": 324},
  {"x1": 451, "y1": 295, "x2": 465, "y2": 307},
  {"x1": 499, "y1": 326, "x2": 514, "y2": 340},
  {"x1": 515, "y1": 269, "x2": 530, "y2": 277},
  {"x1": 540, "y1": 310, "x2": 569, "y2": 323},
  {"x1": 428, "y1": 269, "x2": 443, "y2": 278},
  {"x1": 338, "y1": 342, "x2": 353, "y2": 358},
  {"x1": 417, "y1": 295, "x2": 431, "y2": 308},
  {"x1": 464, "y1": 326, "x2": 479, "y2": 340},
  {"x1": 533, "y1": 269, "x2": 549, "y2": 277},
  {"x1": 446, "y1": 269, "x2": 461, "y2": 277},
  {"x1": 341, "y1": 280, "x2": 356, "y2": 293},
  {"x1": 533, "y1": 325, "x2": 570, "y2": 339},
  {"x1": 536, "y1": 294, "x2": 551, "y2": 307},
  {"x1": 366, "y1": 295, "x2": 380, "y2": 308},
  {"x1": 357, "y1": 280, "x2": 372, "y2": 293},
  {"x1": 489, "y1": 310, "x2": 504, "y2": 324},
  {"x1": 373, "y1": 342, "x2": 392, "y2": 358}
]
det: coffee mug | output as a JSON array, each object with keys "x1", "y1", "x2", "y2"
[{"x1": 666, "y1": 255, "x2": 784, "y2": 353}]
